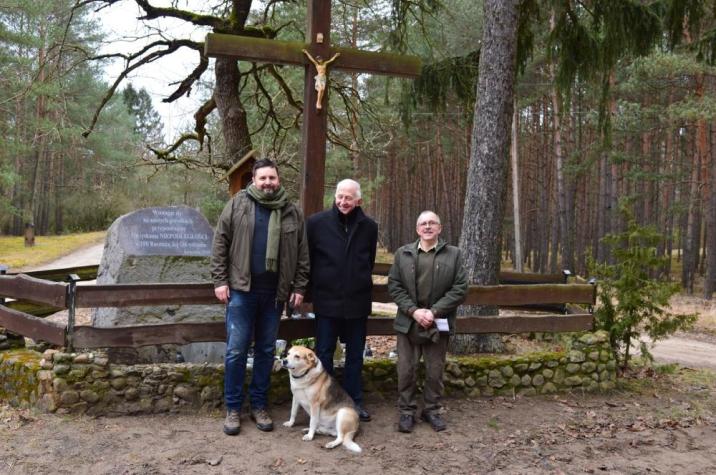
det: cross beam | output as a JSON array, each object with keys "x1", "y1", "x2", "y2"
[{"x1": 204, "y1": 1, "x2": 421, "y2": 216}]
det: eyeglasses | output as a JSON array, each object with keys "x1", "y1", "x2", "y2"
[{"x1": 418, "y1": 220, "x2": 441, "y2": 227}]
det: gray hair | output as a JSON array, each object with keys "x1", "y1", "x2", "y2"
[
  {"x1": 416, "y1": 210, "x2": 441, "y2": 226},
  {"x1": 335, "y1": 179, "x2": 362, "y2": 199}
]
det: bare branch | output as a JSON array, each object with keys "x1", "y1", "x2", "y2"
[
  {"x1": 164, "y1": 52, "x2": 209, "y2": 102},
  {"x1": 194, "y1": 97, "x2": 216, "y2": 148},
  {"x1": 82, "y1": 39, "x2": 201, "y2": 138},
  {"x1": 134, "y1": 0, "x2": 230, "y2": 30}
]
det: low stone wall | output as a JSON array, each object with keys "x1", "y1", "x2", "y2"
[{"x1": 0, "y1": 331, "x2": 615, "y2": 415}]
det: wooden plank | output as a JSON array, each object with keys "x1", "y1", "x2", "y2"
[
  {"x1": 71, "y1": 318, "x2": 396, "y2": 348},
  {"x1": 73, "y1": 322, "x2": 226, "y2": 348},
  {"x1": 13, "y1": 264, "x2": 98, "y2": 282},
  {"x1": 463, "y1": 284, "x2": 595, "y2": 306},
  {"x1": 300, "y1": 0, "x2": 333, "y2": 217},
  {"x1": 498, "y1": 270, "x2": 565, "y2": 284},
  {"x1": 72, "y1": 282, "x2": 593, "y2": 308},
  {"x1": 373, "y1": 262, "x2": 391, "y2": 276},
  {"x1": 374, "y1": 264, "x2": 572, "y2": 286},
  {"x1": 75, "y1": 283, "x2": 219, "y2": 308},
  {"x1": 0, "y1": 274, "x2": 67, "y2": 307},
  {"x1": 331, "y1": 46, "x2": 421, "y2": 77},
  {"x1": 372, "y1": 283, "x2": 595, "y2": 306},
  {"x1": 0, "y1": 305, "x2": 66, "y2": 345},
  {"x1": 205, "y1": 34, "x2": 305, "y2": 65},
  {"x1": 454, "y1": 314, "x2": 594, "y2": 334},
  {"x1": 5, "y1": 300, "x2": 62, "y2": 318},
  {"x1": 204, "y1": 34, "x2": 422, "y2": 78},
  {"x1": 69, "y1": 314, "x2": 592, "y2": 349}
]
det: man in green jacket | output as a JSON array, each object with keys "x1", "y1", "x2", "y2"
[
  {"x1": 211, "y1": 158, "x2": 309, "y2": 436},
  {"x1": 388, "y1": 210, "x2": 468, "y2": 433}
]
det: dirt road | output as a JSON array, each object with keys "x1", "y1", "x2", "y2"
[
  {"x1": 21, "y1": 242, "x2": 104, "y2": 272},
  {"x1": 2, "y1": 372, "x2": 716, "y2": 474}
]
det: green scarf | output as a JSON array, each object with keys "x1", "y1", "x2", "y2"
[{"x1": 246, "y1": 184, "x2": 288, "y2": 273}]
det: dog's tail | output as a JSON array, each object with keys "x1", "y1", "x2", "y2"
[
  {"x1": 342, "y1": 431, "x2": 362, "y2": 453},
  {"x1": 337, "y1": 408, "x2": 362, "y2": 454}
]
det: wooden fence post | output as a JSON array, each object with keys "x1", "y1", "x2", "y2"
[
  {"x1": 24, "y1": 223, "x2": 35, "y2": 247},
  {"x1": 66, "y1": 274, "x2": 80, "y2": 351},
  {"x1": 0, "y1": 265, "x2": 6, "y2": 305}
]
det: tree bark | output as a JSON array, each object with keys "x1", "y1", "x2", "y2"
[
  {"x1": 510, "y1": 98, "x2": 523, "y2": 272},
  {"x1": 451, "y1": 0, "x2": 519, "y2": 354},
  {"x1": 214, "y1": 56, "x2": 253, "y2": 170}
]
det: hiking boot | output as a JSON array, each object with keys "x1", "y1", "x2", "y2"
[
  {"x1": 398, "y1": 414, "x2": 415, "y2": 433},
  {"x1": 421, "y1": 411, "x2": 446, "y2": 432},
  {"x1": 223, "y1": 409, "x2": 240, "y2": 436},
  {"x1": 251, "y1": 408, "x2": 274, "y2": 432}
]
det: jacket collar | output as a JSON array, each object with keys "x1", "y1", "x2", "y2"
[
  {"x1": 331, "y1": 203, "x2": 365, "y2": 225},
  {"x1": 406, "y1": 238, "x2": 447, "y2": 255}
]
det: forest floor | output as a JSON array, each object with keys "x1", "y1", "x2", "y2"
[
  {"x1": 3, "y1": 244, "x2": 716, "y2": 474},
  {"x1": 2, "y1": 364, "x2": 716, "y2": 474}
]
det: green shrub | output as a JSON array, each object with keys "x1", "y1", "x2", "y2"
[{"x1": 589, "y1": 206, "x2": 696, "y2": 372}]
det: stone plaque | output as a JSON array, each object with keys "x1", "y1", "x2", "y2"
[
  {"x1": 118, "y1": 207, "x2": 212, "y2": 256},
  {"x1": 92, "y1": 206, "x2": 225, "y2": 364}
]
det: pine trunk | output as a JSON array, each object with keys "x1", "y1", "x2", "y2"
[{"x1": 451, "y1": 0, "x2": 519, "y2": 354}]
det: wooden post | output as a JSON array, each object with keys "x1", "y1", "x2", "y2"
[
  {"x1": 301, "y1": 0, "x2": 332, "y2": 217},
  {"x1": 24, "y1": 223, "x2": 35, "y2": 247}
]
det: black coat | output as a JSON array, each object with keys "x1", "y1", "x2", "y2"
[{"x1": 307, "y1": 205, "x2": 378, "y2": 318}]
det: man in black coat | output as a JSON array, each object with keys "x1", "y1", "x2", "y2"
[{"x1": 307, "y1": 179, "x2": 378, "y2": 422}]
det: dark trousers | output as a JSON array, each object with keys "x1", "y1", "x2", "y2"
[
  {"x1": 224, "y1": 289, "x2": 282, "y2": 411},
  {"x1": 315, "y1": 315, "x2": 367, "y2": 407},
  {"x1": 397, "y1": 324, "x2": 449, "y2": 416}
]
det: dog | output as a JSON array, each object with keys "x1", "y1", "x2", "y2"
[{"x1": 281, "y1": 345, "x2": 361, "y2": 453}]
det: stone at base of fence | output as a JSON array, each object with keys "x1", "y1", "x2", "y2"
[{"x1": 0, "y1": 331, "x2": 616, "y2": 416}]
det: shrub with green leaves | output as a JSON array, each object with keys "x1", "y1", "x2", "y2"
[{"x1": 589, "y1": 208, "x2": 696, "y2": 372}]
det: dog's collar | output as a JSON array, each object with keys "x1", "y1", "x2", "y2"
[{"x1": 291, "y1": 368, "x2": 311, "y2": 379}]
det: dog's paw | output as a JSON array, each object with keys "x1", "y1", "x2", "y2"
[
  {"x1": 301, "y1": 428, "x2": 310, "y2": 434},
  {"x1": 283, "y1": 420, "x2": 294, "y2": 428},
  {"x1": 302, "y1": 433, "x2": 314, "y2": 441},
  {"x1": 324, "y1": 440, "x2": 340, "y2": 449}
]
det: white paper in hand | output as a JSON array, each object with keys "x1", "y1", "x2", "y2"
[{"x1": 435, "y1": 318, "x2": 449, "y2": 332}]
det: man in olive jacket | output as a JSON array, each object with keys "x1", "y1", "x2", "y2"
[
  {"x1": 211, "y1": 158, "x2": 309, "y2": 436},
  {"x1": 388, "y1": 210, "x2": 467, "y2": 433},
  {"x1": 307, "y1": 179, "x2": 378, "y2": 422}
]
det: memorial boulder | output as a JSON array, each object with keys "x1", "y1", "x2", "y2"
[{"x1": 92, "y1": 206, "x2": 225, "y2": 363}]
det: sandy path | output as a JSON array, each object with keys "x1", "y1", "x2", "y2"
[
  {"x1": 21, "y1": 242, "x2": 104, "y2": 272},
  {"x1": 644, "y1": 335, "x2": 716, "y2": 370}
]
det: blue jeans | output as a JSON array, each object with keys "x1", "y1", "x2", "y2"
[
  {"x1": 224, "y1": 289, "x2": 282, "y2": 411},
  {"x1": 315, "y1": 316, "x2": 367, "y2": 407}
]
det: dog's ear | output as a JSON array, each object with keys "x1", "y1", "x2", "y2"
[{"x1": 306, "y1": 351, "x2": 317, "y2": 367}]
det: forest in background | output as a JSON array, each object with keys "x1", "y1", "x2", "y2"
[
  {"x1": 1, "y1": 0, "x2": 715, "y2": 296},
  {"x1": 0, "y1": 1, "x2": 226, "y2": 236}
]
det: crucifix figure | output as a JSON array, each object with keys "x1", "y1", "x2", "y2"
[
  {"x1": 205, "y1": 1, "x2": 421, "y2": 217},
  {"x1": 302, "y1": 50, "x2": 340, "y2": 111}
]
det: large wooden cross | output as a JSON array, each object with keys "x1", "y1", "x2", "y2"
[{"x1": 205, "y1": 1, "x2": 421, "y2": 216}]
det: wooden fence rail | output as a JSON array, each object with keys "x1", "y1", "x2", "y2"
[
  {"x1": 0, "y1": 268, "x2": 595, "y2": 350},
  {"x1": 2, "y1": 263, "x2": 570, "y2": 284}
]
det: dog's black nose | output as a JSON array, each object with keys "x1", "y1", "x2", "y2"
[{"x1": 281, "y1": 358, "x2": 288, "y2": 367}]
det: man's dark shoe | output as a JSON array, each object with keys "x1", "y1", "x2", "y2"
[
  {"x1": 398, "y1": 414, "x2": 415, "y2": 433},
  {"x1": 421, "y1": 412, "x2": 447, "y2": 432},
  {"x1": 250, "y1": 408, "x2": 274, "y2": 432},
  {"x1": 223, "y1": 409, "x2": 241, "y2": 435},
  {"x1": 357, "y1": 406, "x2": 372, "y2": 422}
]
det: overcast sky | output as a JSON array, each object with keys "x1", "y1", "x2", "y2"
[{"x1": 94, "y1": 1, "x2": 214, "y2": 141}]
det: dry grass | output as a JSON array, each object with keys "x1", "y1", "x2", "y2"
[{"x1": 0, "y1": 231, "x2": 105, "y2": 271}]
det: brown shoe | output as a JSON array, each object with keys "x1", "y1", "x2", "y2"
[
  {"x1": 251, "y1": 408, "x2": 274, "y2": 432},
  {"x1": 223, "y1": 409, "x2": 240, "y2": 435}
]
